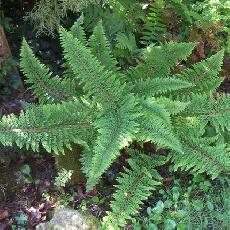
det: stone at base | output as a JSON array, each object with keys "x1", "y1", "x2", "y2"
[{"x1": 36, "y1": 208, "x2": 98, "y2": 230}]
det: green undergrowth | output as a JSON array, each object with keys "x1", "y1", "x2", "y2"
[{"x1": 132, "y1": 174, "x2": 230, "y2": 230}]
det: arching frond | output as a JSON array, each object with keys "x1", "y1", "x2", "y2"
[
  {"x1": 59, "y1": 28, "x2": 138, "y2": 190},
  {"x1": 0, "y1": 101, "x2": 93, "y2": 153},
  {"x1": 20, "y1": 39, "x2": 76, "y2": 104},
  {"x1": 128, "y1": 42, "x2": 196, "y2": 81},
  {"x1": 89, "y1": 20, "x2": 118, "y2": 72},
  {"x1": 132, "y1": 77, "x2": 194, "y2": 97},
  {"x1": 103, "y1": 151, "x2": 166, "y2": 228},
  {"x1": 137, "y1": 98, "x2": 182, "y2": 153},
  {"x1": 173, "y1": 50, "x2": 225, "y2": 97}
]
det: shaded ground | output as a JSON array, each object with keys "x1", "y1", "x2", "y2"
[{"x1": 0, "y1": 155, "x2": 56, "y2": 229}]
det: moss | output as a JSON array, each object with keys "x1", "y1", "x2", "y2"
[
  {"x1": 81, "y1": 211, "x2": 100, "y2": 230},
  {"x1": 55, "y1": 144, "x2": 86, "y2": 184}
]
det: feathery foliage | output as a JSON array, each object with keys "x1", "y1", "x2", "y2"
[
  {"x1": 88, "y1": 20, "x2": 118, "y2": 72},
  {"x1": 172, "y1": 50, "x2": 225, "y2": 97},
  {"x1": 141, "y1": 0, "x2": 168, "y2": 45},
  {"x1": 128, "y1": 42, "x2": 196, "y2": 81},
  {"x1": 0, "y1": 100, "x2": 93, "y2": 153},
  {"x1": 103, "y1": 150, "x2": 167, "y2": 228},
  {"x1": 20, "y1": 39, "x2": 76, "y2": 104},
  {"x1": 25, "y1": 0, "x2": 103, "y2": 36},
  {"x1": 1, "y1": 19, "x2": 230, "y2": 227}
]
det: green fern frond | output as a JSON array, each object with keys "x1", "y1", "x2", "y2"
[
  {"x1": 83, "y1": 3, "x2": 105, "y2": 32},
  {"x1": 129, "y1": 42, "x2": 196, "y2": 81},
  {"x1": 141, "y1": 0, "x2": 168, "y2": 45},
  {"x1": 86, "y1": 102, "x2": 138, "y2": 191},
  {"x1": 59, "y1": 27, "x2": 138, "y2": 190},
  {"x1": 170, "y1": 135, "x2": 230, "y2": 179},
  {"x1": 143, "y1": 42, "x2": 196, "y2": 77},
  {"x1": 137, "y1": 98, "x2": 182, "y2": 153},
  {"x1": 174, "y1": 50, "x2": 225, "y2": 96},
  {"x1": 62, "y1": 15, "x2": 87, "y2": 87},
  {"x1": 89, "y1": 21, "x2": 118, "y2": 72},
  {"x1": 153, "y1": 97, "x2": 189, "y2": 115},
  {"x1": 59, "y1": 27, "x2": 123, "y2": 105},
  {"x1": 113, "y1": 32, "x2": 140, "y2": 66},
  {"x1": 0, "y1": 101, "x2": 93, "y2": 153},
  {"x1": 61, "y1": 15, "x2": 89, "y2": 97},
  {"x1": 182, "y1": 94, "x2": 230, "y2": 132},
  {"x1": 104, "y1": 151, "x2": 166, "y2": 229},
  {"x1": 132, "y1": 77, "x2": 194, "y2": 97},
  {"x1": 103, "y1": 151, "x2": 166, "y2": 228},
  {"x1": 70, "y1": 14, "x2": 87, "y2": 45},
  {"x1": 20, "y1": 39, "x2": 76, "y2": 103},
  {"x1": 115, "y1": 33, "x2": 137, "y2": 52}
]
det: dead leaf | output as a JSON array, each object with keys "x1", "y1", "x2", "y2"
[{"x1": 0, "y1": 210, "x2": 10, "y2": 221}]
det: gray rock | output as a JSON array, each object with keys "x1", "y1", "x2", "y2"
[{"x1": 36, "y1": 208, "x2": 98, "y2": 230}]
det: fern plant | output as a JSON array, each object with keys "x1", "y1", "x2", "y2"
[
  {"x1": 0, "y1": 19, "x2": 230, "y2": 228},
  {"x1": 113, "y1": 32, "x2": 140, "y2": 67},
  {"x1": 103, "y1": 150, "x2": 167, "y2": 228},
  {"x1": 141, "y1": 0, "x2": 169, "y2": 45}
]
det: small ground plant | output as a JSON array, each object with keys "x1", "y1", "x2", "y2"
[{"x1": 133, "y1": 175, "x2": 230, "y2": 230}]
